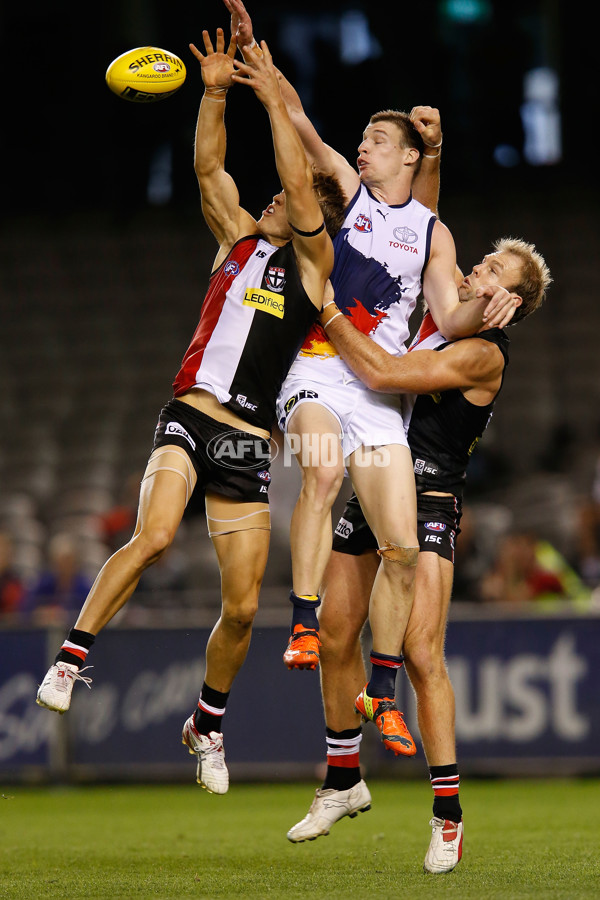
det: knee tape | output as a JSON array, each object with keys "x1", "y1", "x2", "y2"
[{"x1": 377, "y1": 540, "x2": 419, "y2": 567}]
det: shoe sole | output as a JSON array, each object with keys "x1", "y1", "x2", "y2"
[
  {"x1": 423, "y1": 863, "x2": 459, "y2": 874},
  {"x1": 283, "y1": 648, "x2": 320, "y2": 670},
  {"x1": 288, "y1": 804, "x2": 371, "y2": 842},
  {"x1": 283, "y1": 652, "x2": 320, "y2": 670},
  {"x1": 36, "y1": 697, "x2": 67, "y2": 714},
  {"x1": 284, "y1": 660, "x2": 319, "y2": 671}
]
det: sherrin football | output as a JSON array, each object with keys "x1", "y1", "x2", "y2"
[{"x1": 106, "y1": 46, "x2": 186, "y2": 103}]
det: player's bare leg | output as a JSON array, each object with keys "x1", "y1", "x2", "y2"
[
  {"x1": 77, "y1": 449, "x2": 194, "y2": 633},
  {"x1": 404, "y1": 550, "x2": 463, "y2": 873},
  {"x1": 350, "y1": 444, "x2": 418, "y2": 655},
  {"x1": 349, "y1": 445, "x2": 418, "y2": 756},
  {"x1": 284, "y1": 402, "x2": 345, "y2": 669},
  {"x1": 319, "y1": 550, "x2": 375, "y2": 731},
  {"x1": 287, "y1": 549, "x2": 375, "y2": 842},
  {"x1": 204, "y1": 501, "x2": 270, "y2": 692},
  {"x1": 404, "y1": 552, "x2": 456, "y2": 765},
  {"x1": 182, "y1": 495, "x2": 270, "y2": 794},
  {"x1": 288, "y1": 402, "x2": 345, "y2": 595},
  {"x1": 37, "y1": 447, "x2": 193, "y2": 713}
]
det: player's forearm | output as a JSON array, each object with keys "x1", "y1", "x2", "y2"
[
  {"x1": 275, "y1": 66, "x2": 304, "y2": 116},
  {"x1": 413, "y1": 152, "x2": 440, "y2": 215},
  {"x1": 323, "y1": 306, "x2": 452, "y2": 393},
  {"x1": 267, "y1": 99, "x2": 313, "y2": 202},
  {"x1": 194, "y1": 90, "x2": 228, "y2": 176},
  {"x1": 274, "y1": 67, "x2": 335, "y2": 172},
  {"x1": 321, "y1": 308, "x2": 399, "y2": 392},
  {"x1": 435, "y1": 296, "x2": 489, "y2": 340}
]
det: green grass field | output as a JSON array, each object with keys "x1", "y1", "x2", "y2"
[{"x1": 1, "y1": 778, "x2": 598, "y2": 899}]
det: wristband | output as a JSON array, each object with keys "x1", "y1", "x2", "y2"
[
  {"x1": 423, "y1": 151, "x2": 440, "y2": 159},
  {"x1": 323, "y1": 312, "x2": 343, "y2": 329},
  {"x1": 423, "y1": 138, "x2": 443, "y2": 148}
]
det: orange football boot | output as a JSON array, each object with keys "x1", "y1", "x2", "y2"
[
  {"x1": 283, "y1": 624, "x2": 321, "y2": 670},
  {"x1": 355, "y1": 685, "x2": 416, "y2": 756}
]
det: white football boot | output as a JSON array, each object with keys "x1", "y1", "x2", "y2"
[
  {"x1": 287, "y1": 780, "x2": 372, "y2": 842},
  {"x1": 423, "y1": 816, "x2": 464, "y2": 873},
  {"x1": 36, "y1": 662, "x2": 93, "y2": 713},
  {"x1": 181, "y1": 716, "x2": 229, "y2": 794}
]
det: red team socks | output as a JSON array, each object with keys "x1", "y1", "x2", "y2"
[
  {"x1": 55, "y1": 628, "x2": 95, "y2": 668},
  {"x1": 194, "y1": 682, "x2": 230, "y2": 735},
  {"x1": 430, "y1": 764, "x2": 462, "y2": 822},
  {"x1": 322, "y1": 727, "x2": 363, "y2": 791}
]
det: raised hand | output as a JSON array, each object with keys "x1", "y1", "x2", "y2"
[
  {"x1": 410, "y1": 105, "x2": 443, "y2": 152},
  {"x1": 477, "y1": 284, "x2": 521, "y2": 329},
  {"x1": 232, "y1": 40, "x2": 281, "y2": 108},
  {"x1": 222, "y1": 0, "x2": 254, "y2": 50},
  {"x1": 189, "y1": 28, "x2": 237, "y2": 92}
]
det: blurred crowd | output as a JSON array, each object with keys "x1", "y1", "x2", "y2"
[{"x1": 2, "y1": 431, "x2": 600, "y2": 627}]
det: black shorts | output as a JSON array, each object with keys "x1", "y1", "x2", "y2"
[
  {"x1": 152, "y1": 399, "x2": 272, "y2": 505},
  {"x1": 332, "y1": 493, "x2": 462, "y2": 563}
]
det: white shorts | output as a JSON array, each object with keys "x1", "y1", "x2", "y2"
[{"x1": 276, "y1": 376, "x2": 409, "y2": 460}]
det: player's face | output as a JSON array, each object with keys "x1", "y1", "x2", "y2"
[
  {"x1": 257, "y1": 190, "x2": 292, "y2": 241},
  {"x1": 357, "y1": 122, "x2": 408, "y2": 185},
  {"x1": 459, "y1": 251, "x2": 522, "y2": 302}
]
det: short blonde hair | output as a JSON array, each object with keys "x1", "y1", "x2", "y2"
[{"x1": 493, "y1": 236, "x2": 552, "y2": 322}]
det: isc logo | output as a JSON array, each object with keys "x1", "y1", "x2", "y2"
[{"x1": 236, "y1": 394, "x2": 258, "y2": 412}]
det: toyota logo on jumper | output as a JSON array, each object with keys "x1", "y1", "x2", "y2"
[
  {"x1": 206, "y1": 430, "x2": 279, "y2": 469},
  {"x1": 393, "y1": 226, "x2": 418, "y2": 244}
]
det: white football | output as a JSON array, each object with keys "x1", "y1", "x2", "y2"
[{"x1": 106, "y1": 46, "x2": 186, "y2": 103}]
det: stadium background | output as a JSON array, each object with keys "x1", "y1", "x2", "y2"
[{"x1": 1, "y1": 1, "x2": 599, "y2": 783}]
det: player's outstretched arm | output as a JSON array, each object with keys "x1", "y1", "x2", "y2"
[
  {"x1": 320, "y1": 302, "x2": 504, "y2": 395},
  {"x1": 274, "y1": 67, "x2": 358, "y2": 201},
  {"x1": 190, "y1": 28, "x2": 256, "y2": 253},
  {"x1": 424, "y1": 222, "x2": 520, "y2": 338},
  {"x1": 232, "y1": 41, "x2": 333, "y2": 304},
  {"x1": 224, "y1": 0, "x2": 356, "y2": 201}
]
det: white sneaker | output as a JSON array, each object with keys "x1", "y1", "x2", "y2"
[
  {"x1": 36, "y1": 663, "x2": 93, "y2": 713},
  {"x1": 287, "y1": 780, "x2": 371, "y2": 842},
  {"x1": 423, "y1": 816, "x2": 464, "y2": 873},
  {"x1": 181, "y1": 715, "x2": 229, "y2": 795}
]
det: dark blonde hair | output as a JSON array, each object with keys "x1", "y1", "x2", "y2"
[{"x1": 493, "y1": 237, "x2": 552, "y2": 322}]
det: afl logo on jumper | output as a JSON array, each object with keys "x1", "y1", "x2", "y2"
[
  {"x1": 265, "y1": 266, "x2": 286, "y2": 292},
  {"x1": 425, "y1": 522, "x2": 446, "y2": 532},
  {"x1": 393, "y1": 226, "x2": 418, "y2": 244},
  {"x1": 353, "y1": 214, "x2": 372, "y2": 233},
  {"x1": 224, "y1": 261, "x2": 240, "y2": 276}
]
